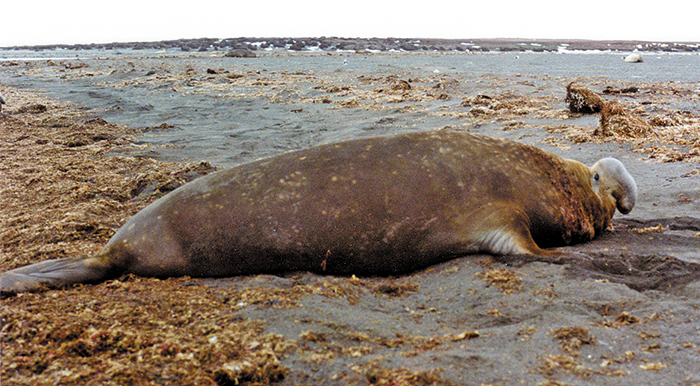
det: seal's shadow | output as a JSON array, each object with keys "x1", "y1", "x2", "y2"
[
  {"x1": 495, "y1": 216, "x2": 700, "y2": 292},
  {"x1": 565, "y1": 253, "x2": 700, "y2": 292}
]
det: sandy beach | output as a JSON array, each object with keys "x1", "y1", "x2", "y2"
[{"x1": 1, "y1": 50, "x2": 699, "y2": 385}]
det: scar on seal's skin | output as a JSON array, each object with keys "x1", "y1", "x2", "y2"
[{"x1": 0, "y1": 130, "x2": 637, "y2": 294}]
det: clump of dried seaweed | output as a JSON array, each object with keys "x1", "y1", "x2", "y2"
[
  {"x1": 552, "y1": 326, "x2": 596, "y2": 355},
  {"x1": 477, "y1": 267, "x2": 523, "y2": 294},
  {"x1": 559, "y1": 82, "x2": 700, "y2": 163}
]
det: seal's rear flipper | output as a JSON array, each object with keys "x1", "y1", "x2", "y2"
[{"x1": 0, "y1": 257, "x2": 112, "y2": 294}]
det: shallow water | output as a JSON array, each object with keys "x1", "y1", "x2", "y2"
[{"x1": 2, "y1": 49, "x2": 699, "y2": 81}]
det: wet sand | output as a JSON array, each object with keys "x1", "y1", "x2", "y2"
[{"x1": 1, "y1": 52, "x2": 700, "y2": 385}]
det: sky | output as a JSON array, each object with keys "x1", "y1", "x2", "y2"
[{"x1": 3, "y1": 0, "x2": 699, "y2": 47}]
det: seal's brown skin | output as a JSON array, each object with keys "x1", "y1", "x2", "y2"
[{"x1": 0, "y1": 131, "x2": 635, "y2": 293}]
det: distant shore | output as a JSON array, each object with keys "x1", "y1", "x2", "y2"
[{"x1": 3, "y1": 36, "x2": 700, "y2": 54}]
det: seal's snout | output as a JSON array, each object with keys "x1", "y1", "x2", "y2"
[
  {"x1": 616, "y1": 191, "x2": 636, "y2": 214},
  {"x1": 592, "y1": 158, "x2": 637, "y2": 215},
  {"x1": 616, "y1": 199, "x2": 634, "y2": 214}
]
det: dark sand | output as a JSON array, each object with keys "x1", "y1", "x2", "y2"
[{"x1": 1, "y1": 51, "x2": 699, "y2": 385}]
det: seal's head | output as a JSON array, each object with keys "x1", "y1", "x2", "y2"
[{"x1": 590, "y1": 158, "x2": 637, "y2": 215}]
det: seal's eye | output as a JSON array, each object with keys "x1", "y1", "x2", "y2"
[{"x1": 593, "y1": 173, "x2": 600, "y2": 182}]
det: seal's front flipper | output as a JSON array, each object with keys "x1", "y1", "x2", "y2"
[
  {"x1": 0, "y1": 257, "x2": 112, "y2": 294},
  {"x1": 453, "y1": 204, "x2": 561, "y2": 257}
]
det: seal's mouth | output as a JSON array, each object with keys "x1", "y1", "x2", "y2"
[
  {"x1": 618, "y1": 206, "x2": 632, "y2": 215},
  {"x1": 616, "y1": 195, "x2": 635, "y2": 215}
]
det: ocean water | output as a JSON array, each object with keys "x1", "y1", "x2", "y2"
[
  {"x1": 2, "y1": 48, "x2": 699, "y2": 81},
  {"x1": 4, "y1": 48, "x2": 697, "y2": 79},
  {"x1": 228, "y1": 52, "x2": 700, "y2": 82}
]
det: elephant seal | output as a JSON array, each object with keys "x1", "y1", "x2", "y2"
[
  {"x1": 623, "y1": 53, "x2": 643, "y2": 63},
  {"x1": 0, "y1": 130, "x2": 637, "y2": 294}
]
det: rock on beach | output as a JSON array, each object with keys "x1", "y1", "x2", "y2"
[{"x1": 224, "y1": 49, "x2": 256, "y2": 58}]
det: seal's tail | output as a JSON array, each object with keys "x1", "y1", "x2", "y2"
[{"x1": 0, "y1": 256, "x2": 113, "y2": 295}]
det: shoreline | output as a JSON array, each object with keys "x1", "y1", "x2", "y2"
[{"x1": 3, "y1": 36, "x2": 700, "y2": 54}]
